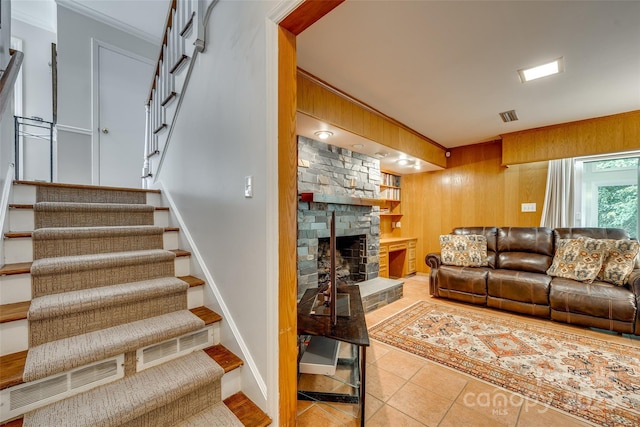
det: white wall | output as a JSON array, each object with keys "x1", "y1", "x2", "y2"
[
  {"x1": 56, "y1": 5, "x2": 158, "y2": 184},
  {"x1": 10, "y1": 19, "x2": 55, "y2": 122},
  {"x1": 0, "y1": 0, "x2": 14, "y2": 267},
  {"x1": 155, "y1": 0, "x2": 279, "y2": 415}
]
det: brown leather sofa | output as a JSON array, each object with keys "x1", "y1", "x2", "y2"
[{"x1": 426, "y1": 226, "x2": 640, "y2": 335}]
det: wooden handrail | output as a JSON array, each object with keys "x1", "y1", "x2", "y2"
[
  {"x1": 147, "y1": 0, "x2": 178, "y2": 105},
  {"x1": 0, "y1": 49, "x2": 24, "y2": 118}
]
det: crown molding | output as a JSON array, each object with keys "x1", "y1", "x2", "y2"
[
  {"x1": 12, "y1": 3, "x2": 57, "y2": 34},
  {"x1": 56, "y1": 0, "x2": 161, "y2": 45}
]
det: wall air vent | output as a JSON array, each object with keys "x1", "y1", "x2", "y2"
[
  {"x1": 499, "y1": 110, "x2": 519, "y2": 123},
  {"x1": 137, "y1": 326, "x2": 214, "y2": 372},
  {"x1": 0, "y1": 355, "x2": 124, "y2": 423}
]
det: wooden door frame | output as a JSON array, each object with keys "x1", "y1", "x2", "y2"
[{"x1": 276, "y1": 1, "x2": 345, "y2": 425}]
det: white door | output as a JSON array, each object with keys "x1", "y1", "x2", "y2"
[{"x1": 96, "y1": 43, "x2": 153, "y2": 188}]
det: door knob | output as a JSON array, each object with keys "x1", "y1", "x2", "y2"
[{"x1": 101, "y1": 128, "x2": 109, "y2": 134}]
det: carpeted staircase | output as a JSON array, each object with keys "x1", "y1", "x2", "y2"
[{"x1": 0, "y1": 181, "x2": 270, "y2": 427}]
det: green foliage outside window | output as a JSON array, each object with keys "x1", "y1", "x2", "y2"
[{"x1": 597, "y1": 184, "x2": 638, "y2": 238}]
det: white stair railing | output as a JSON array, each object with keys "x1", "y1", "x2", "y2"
[{"x1": 142, "y1": 0, "x2": 217, "y2": 187}]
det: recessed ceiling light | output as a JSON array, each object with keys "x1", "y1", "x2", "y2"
[
  {"x1": 518, "y1": 57, "x2": 564, "y2": 83},
  {"x1": 374, "y1": 152, "x2": 389, "y2": 158},
  {"x1": 351, "y1": 144, "x2": 364, "y2": 149},
  {"x1": 314, "y1": 131, "x2": 333, "y2": 140},
  {"x1": 396, "y1": 158, "x2": 411, "y2": 166}
]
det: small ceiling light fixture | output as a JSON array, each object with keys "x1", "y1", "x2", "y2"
[
  {"x1": 314, "y1": 130, "x2": 333, "y2": 140},
  {"x1": 396, "y1": 158, "x2": 412, "y2": 166},
  {"x1": 499, "y1": 110, "x2": 519, "y2": 123},
  {"x1": 518, "y1": 57, "x2": 564, "y2": 83},
  {"x1": 374, "y1": 152, "x2": 389, "y2": 158},
  {"x1": 351, "y1": 143, "x2": 364, "y2": 149}
]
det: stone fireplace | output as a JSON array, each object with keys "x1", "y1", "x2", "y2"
[
  {"x1": 296, "y1": 136, "x2": 382, "y2": 300},
  {"x1": 317, "y1": 234, "x2": 367, "y2": 288}
]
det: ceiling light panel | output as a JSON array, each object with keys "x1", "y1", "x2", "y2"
[{"x1": 518, "y1": 57, "x2": 564, "y2": 83}]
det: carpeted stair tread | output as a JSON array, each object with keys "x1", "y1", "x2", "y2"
[
  {"x1": 32, "y1": 226, "x2": 166, "y2": 259},
  {"x1": 34, "y1": 201, "x2": 154, "y2": 213},
  {"x1": 34, "y1": 202, "x2": 155, "y2": 228},
  {"x1": 23, "y1": 350, "x2": 224, "y2": 427},
  {"x1": 23, "y1": 310, "x2": 204, "y2": 382},
  {"x1": 30, "y1": 249, "x2": 175, "y2": 277},
  {"x1": 28, "y1": 277, "x2": 188, "y2": 321},
  {"x1": 33, "y1": 225, "x2": 164, "y2": 240},
  {"x1": 173, "y1": 401, "x2": 243, "y2": 426}
]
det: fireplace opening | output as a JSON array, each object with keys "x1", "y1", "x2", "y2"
[{"x1": 317, "y1": 235, "x2": 367, "y2": 288}]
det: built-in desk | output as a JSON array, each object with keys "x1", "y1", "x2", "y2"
[
  {"x1": 379, "y1": 237, "x2": 417, "y2": 278},
  {"x1": 297, "y1": 286, "x2": 370, "y2": 426}
]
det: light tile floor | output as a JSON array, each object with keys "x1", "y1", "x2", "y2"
[{"x1": 296, "y1": 275, "x2": 639, "y2": 426}]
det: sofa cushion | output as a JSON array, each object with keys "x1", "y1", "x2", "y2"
[
  {"x1": 440, "y1": 234, "x2": 488, "y2": 267},
  {"x1": 488, "y1": 269, "x2": 551, "y2": 305},
  {"x1": 549, "y1": 278, "x2": 637, "y2": 323},
  {"x1": 496, "y1": 227, "x2": 554, "y2": 274},
  {"x1": 452, "y1": 227, "x2": 498, "y2": 268},
  {"x1": 436, "y1": 265, "x2": 488, "y2": 304},
  {"x1": 597, "y1": 239, "x2": 640, "y2": 286},
  {"x1": 547, "y1": 238, "x2": 607, "y2": 283}
]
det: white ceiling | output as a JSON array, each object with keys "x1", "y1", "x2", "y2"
[
  {"x1": 12, "y1": 0, "x2": 168, "y2": 44},
  {"x1": 297, "y1": 1, "x2": 640, "y2": 149}
]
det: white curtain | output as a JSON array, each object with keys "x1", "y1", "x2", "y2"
[{"x1": 540, "y1": 158, "x2": 575, "y2": 228}]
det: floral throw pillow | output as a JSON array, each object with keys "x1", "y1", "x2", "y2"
[
  {"x1": 597, "y1": 239, "x2": 640, "y2": 286},
  {"x1": 547, "y1": 238, "x2": 607, "y2": 283},
  {"x1": 440, "y1": 234, "x2": 488, "y2": 267}
]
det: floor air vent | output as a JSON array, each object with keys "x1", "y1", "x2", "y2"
[
  {"x1": 137, "y1": 326, "x2": 214, "y2": 372},
  {"x1": 0, "y1": 355, "x2": 124, "y2": 422}
]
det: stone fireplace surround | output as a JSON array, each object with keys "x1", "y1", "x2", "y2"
[{"x1": 296, "y1": 136, "x2": 382, "y2": 300}]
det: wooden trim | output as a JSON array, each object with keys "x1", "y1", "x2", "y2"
[
  {"x1": 169, "y1": 55, "x2": 188, "y2": 74},
  {"x1": 501, "y1": 110, "x2": 640, "y2": 165},
  {"x1": 297, "y1": 70, "x2": 447, "y2": 168},
  {"x1": 0, "y1": 350, "x2": 28, "y2": 391},
  {"x1": 0, "y1": 301, "x2": 30, "y2": 323},
  {"x1": 147, "y1": 0, "x2": 178, "y2": 104},
  {"x1": 0, "y1": 50, "x2": 24, "y2": 118},
  {"x1": 277, "y1": 26, "x2": 298, "y2": 427},
  {"x1": 180, "y1": 11, "x2": 196, "y2": 37},
  {"x1": 153, "y1": 123, "x2": 168, "y2": 134},
  {"x1": 279, "y1": 0, "x2": 345, "y2": 35},
  {"x1": 161, "y1": 91, "x2": 177, "y2": 107}
]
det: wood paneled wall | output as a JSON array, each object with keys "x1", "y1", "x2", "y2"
[
  {"x1": 401, "y1": 141, "x2": 549, "y2": 274},
  {"x1": 502, "y1": 110, "x2": 640, "y2": 165},
  {"x1": 297, "y1": 71, "x2": 447, "y2": 169}
]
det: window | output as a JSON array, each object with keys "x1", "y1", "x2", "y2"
[{"x1": 574, "y1": 153, "x2": 639, "y2": 238}]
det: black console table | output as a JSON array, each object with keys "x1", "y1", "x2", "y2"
[{"x1": 297, "y1": 285, "x2": 370, "y2": 426}]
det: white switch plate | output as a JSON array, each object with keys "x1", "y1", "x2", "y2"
[
  {"x1": 521, "y1": 203, "x2": 536, "y2": 212},
  {"x1": 244, "y1": 176, "x2": 253, "y2": 198}
]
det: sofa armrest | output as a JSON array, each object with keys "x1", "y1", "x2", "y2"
[
  {"x1": 425, "y1": 253, "x2": 442, "y2": 296},
  {"x1": 628, "y1": 269, "x2": 640, "y2": 335},
  {"x1": 425, "y1": 253, "x2": 442, "y2": 270}
]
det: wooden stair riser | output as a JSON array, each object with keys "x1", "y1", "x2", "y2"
[
  {"x1": 8, "y1": 208, "x2": 170, "y2": 234},
  {"x1": 0, "y1": 286, "x2": 205, "y2": 357},
  {"x1": 29, "y1": 293, "x2": 188, "y2": 347},
  {"x1": 11, "y1": 183, "x2": 162, "y2": 207}
]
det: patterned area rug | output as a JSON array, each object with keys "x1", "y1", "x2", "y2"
[{"x1": 369, "y1": 301, "x2": 640, "y2": 426}]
